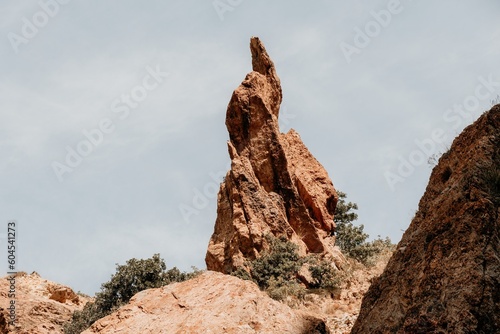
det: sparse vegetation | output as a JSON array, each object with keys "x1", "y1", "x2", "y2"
[
  {"x1": 63, "y1": 254, "x2": 201, "y2": 334},
  {"x1": 308, "y1": 257, "x2": 341, "y2": 290},
  {"x1": 230, "y1": 191, "x2": 393, "y2": 302},
  {"x1": 427, "y1": 145, "x2": 452, "y2": 167},
  {"x1": 266, "y1": 276, "x2": 306, "y2": 302},
  {"x1": 334, "y1": 191, "x2": 393, "y2": 265},
  {"x1": 231, "y1": 235, "x2": 340, "y2": 302},
  {"x1": 250, "y1": 235, "x2": 302, "y2": 289}
]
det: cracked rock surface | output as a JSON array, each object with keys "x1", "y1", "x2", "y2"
[
  {"x1": 352, "y1": 105, "x2": 500, "y2": 334},
  {"x1": 205, "y1": 37, "x2": 343, "y2": 274}
]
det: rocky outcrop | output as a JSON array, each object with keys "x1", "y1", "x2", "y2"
[
  {"x1": 0, "y1": 272, "x2": 91, "y2": 334},
  {"x1": 82, "y1": 271, "x2": 330, "y2": 334},
  {"x1": 205, "y1": 37, "x2": 341, "y2": 274},
  {"x1": 300, "y1": 249, "x2": 393, "y2": 334},
  {"x1": 352, "y1": 106, "x2": 500, "y2": 333}
]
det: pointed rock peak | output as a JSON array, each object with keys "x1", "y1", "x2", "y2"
[
  {"x1": 248, "y1": 37, "x2": 282, "y2": 111},
  {"x1": 206, "y1": 39, "x2": 341, "y2": 275},
  {"x1": 250, "y1": 36, "x2": 274, "y2": 76}
]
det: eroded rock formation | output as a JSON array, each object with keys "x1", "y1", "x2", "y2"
[
  {"x1": 0, "y1": 272, "x2": 91, "y2": 334},
  {"x1": 82, "y1": 271, "x2": 330, "y2": 334},
  {"x1": 352, "y1": 105, "x2": 500, "y2": 333},
  {"x1": 205, "y1": 37, "x2": 341, "y2": 273}
]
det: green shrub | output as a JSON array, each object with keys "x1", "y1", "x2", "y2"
[
  {"x1": 63, "y1": 254, "x2": 200, "y2": 334},
  {"x1": 266, "y1": 276, "x2": 306, "y2": 301},
  {"x1": 63, "y1": 302, "x2": 105, "y2": 334},
  {"x1": 229, "y1": 190, "x2": 393, "y2": 301},
  {"x1": 231, "y1": 235, "x2": 342, "y2": 301},
  {"x1": 230, "y1": 235, "x2": 306, "y2": 300},
  {"x1": 308, "y1": 258, "x2": 340, "y2": 290},
  {"x1": 250, "y1": 235, "x2": 302, "y2": 289},
  {"x1": 230, "y1": 266, "x2": 253, "y2": 281},
  {"x1": 334, "y1": 191, "x2": 393, "y2": 265}
]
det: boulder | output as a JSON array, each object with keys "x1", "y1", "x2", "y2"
[{"x1": 83, "y1": 271, "x2": 330, "y2": 334}]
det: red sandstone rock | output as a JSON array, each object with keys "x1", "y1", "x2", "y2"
[
  {"x1": 0, "y1": 272, "x2": 91, "y2": 334},
  {"x1": 82, "y1": 271, "x2": 330, "y2": 334},
  {"x1": 352, "y1": 106, "x2": 500, "y2": 333},
  {"x1": 205, "y1": 37, "x2": 342, "y2": 274}
]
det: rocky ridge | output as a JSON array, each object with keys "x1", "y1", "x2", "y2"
[
  {"x1": 352, "y1": 105, "x2": 500, "y2": 333},
  {"x1": 0, "y1": 254, "x2": 392, "y2": 334},
  {"x1": 205, "y1": 37, "x2": 343, "y2": 274}
]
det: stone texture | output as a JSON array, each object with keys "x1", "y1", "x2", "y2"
[
  {"x1": 205, "y1": 37, "x2": 341, "y2": 274},
  {"x1": 300, "y1": 249, "x2": 394, "y2": 334},
  {"x1": 82, "y1": 271, "x2": 330, "y2": 334},
  {"x1": 0, "y1": 271, "x2": 91, "y2": 334},
  {"x1": 352, "y1": 106, "x2": 500, "y2": 334}
]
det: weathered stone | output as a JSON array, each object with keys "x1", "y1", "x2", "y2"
[
  {"x1": 205, "y1": 37, "x2": 341, "y2": 274},
  {"x1": 0, "y1": 271, "x2": 91, "y2": 334},
  {"x1": 352, "y1": 105, "x2": 500, "y2": 334},
  {"x1": 49, "y1": 287, "x2": 79, "y2": 304},
  {"x1": 82, "y1": 271, "x2": 330, "y2": 334}
]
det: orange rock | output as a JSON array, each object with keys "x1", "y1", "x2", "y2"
[
  {"x1": 0, "y1": 271, "x2": 91, "y2": 334},
  {"x1": 352, "y1": 105, "x2": 500, "y2": 333},
  {"x1": 82, "y1": 271, "x2": 330, "y2": 334},
  {"x1": 205, "y1": 37, "x2": 342, "y2": 274}
]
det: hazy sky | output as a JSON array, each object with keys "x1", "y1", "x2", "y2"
[{"x1": 1, "y1": 0, "x2": 499, "y2": 295}]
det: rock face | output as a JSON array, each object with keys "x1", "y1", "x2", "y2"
[
  {"x1": 205, "y1": 37, "x2": 341, "y2": 274},
  {"x1": 0, "y1": 272, "x2": 91, "y2": 334},
  {"x1": 82, "y1": 271, "x2": 330, "y2": 334},
  {"x1": 352, "y1": 106, "x2": 500, "y2": 333}
]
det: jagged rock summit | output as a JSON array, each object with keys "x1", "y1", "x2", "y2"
[
  {"x1": 205, "y1": 37, "x2": 341, "y2": 273},
  {"x1": 352, "y1": 105, "x2": 500, "y2": 333}
]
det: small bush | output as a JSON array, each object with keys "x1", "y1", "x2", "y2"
[
  {"x1": 63, "y1": 254, "x2": 200, "y2": 334},
  {"x1": 230, "y1": 235, "x2": 307, "y2": 301},
  {"x1": 230, "y1": 266, "x2": 253, "y2": 281},
  {"x1": 335, "y1": 191, "x2": 393, "y2": 265},
  {"x1": 231, "y1": 192, "x2": 393, "y2": 300},
  {"x1": 250, "y1": 235, "x2": 302, "y2": 289},
  {"x1": 309, "y1": 258, "x2": 340, "y2": 290},
  {"x1": 229, "y1": 190, "x2": 392, "y2": 302},
  {"x1": 231, "y1": 235, "x2": 341, "y2": 301},
  {"x1": 266, "y1": 276, "x2": 306, "y2": 301},
  {"x1": 63, "y1": 302, "x2": 105, "y2": 334}
]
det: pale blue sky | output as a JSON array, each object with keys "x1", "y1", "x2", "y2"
[{"x1": 1, "y1": 0, "x2": 499, "y2": 294}]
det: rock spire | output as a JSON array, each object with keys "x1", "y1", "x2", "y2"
[{"x1": 205, "y1": 37, "x2": 342, "y2": 273}]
